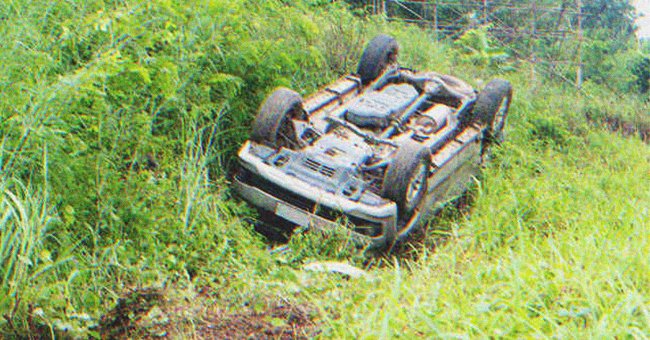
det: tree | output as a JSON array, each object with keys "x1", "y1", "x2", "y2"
[{"x1": 581, "y1": 0, "x2": 637, "y2": 39}]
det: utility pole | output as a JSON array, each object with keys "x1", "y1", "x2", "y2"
[
  {"x1": 433, "y1": 2, "x2": 439, "y2": 41},
  {"x1": 483, "y1": 0, "x2": 488, "y2": 25},
  {"x1": 371, "y1": 0, "x2": 383, "y2": 16},
  {"x1": 380, "y1": 1, "x2": 585, "y2": 90},
  {"x1": 424, "y1": 1, "x2": 428, "y2": 28},
  {"x1": 576, "y1": 0, "x2": 583, "y2": 89},
  {"x1": 530, "y1": 0, "x2": 537, "y2": 85}
]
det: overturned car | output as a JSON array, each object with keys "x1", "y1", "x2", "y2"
[{"x1": 234, "y1": 35, "x2": 512, "y2": 249}]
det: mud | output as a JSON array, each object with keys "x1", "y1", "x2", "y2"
[
  {"x1": 97, "y1": 288, "x2": 318, "y2": 339},
  {"x1": 197, "y1": 303, "x2": 318, "y2": 339},
  {"x1": 99, "y1": 288, "x2": 166, "y2": 339},
  {"x1": 585, "y1": 112, "x2": 650, "y2": 144}
]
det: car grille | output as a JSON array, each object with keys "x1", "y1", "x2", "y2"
[
  {"x1": 236, "y1": 167, "x2": 382, "y2": 237},
  {"x1": 303, "y1": 158, "x2": 337, "y2": 178}
]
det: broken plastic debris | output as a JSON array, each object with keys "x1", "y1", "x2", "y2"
[{"x1": 303, "y1": 261, "x2": 370, "y2": 279}]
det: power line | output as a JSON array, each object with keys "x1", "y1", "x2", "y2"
[{"x1": 375, "y1": 0, "x2": 584, "y2": 88}]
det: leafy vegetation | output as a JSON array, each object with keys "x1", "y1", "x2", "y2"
[
  {"x1": 0, "y1": 0, "x2": 648, "y2": 338},
  {"x1": 376, "y1": 0, "x2": 647, "y2": 95},
  {"x1": 454, "y1": 25, "x2": 511, "y2": 71}
]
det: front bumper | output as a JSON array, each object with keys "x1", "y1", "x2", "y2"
[{"x1": 235, "y1": 141, "x2": 398, "y2": 248}]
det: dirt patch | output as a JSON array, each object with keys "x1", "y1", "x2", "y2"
[
  {"x1": 197, "y1": 303, "x2": 318, "y2": 339},
  {"x1": 585, "y1": 111, "x2": 650, "y2": 144},
  {"x1": 1, "y1": 301, "x2": 53, "y2": 340},
  {"x1": 98, "y1": 288, "x2": 167, "y2": 339},
  {"x1": 97, "y1": 287, "x2": 318, "y2": 339}
]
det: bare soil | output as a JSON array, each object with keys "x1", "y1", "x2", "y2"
[
  {"x1": 585, "y1": 112, "x2": 650, "y2": 144},
  {"x1": 97, "y1": 288, "x2": 318, "y2": 339},
  {"x1": 196, "y1": 303, "x2": 317, "y2": 339},
  {"x1": 98, "y1": 288, "x2": 167, "y2": 339}
]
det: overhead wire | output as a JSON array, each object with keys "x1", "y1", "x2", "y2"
[{"x1": 382, "y1": 0, "x2": 599, "y2": 96}]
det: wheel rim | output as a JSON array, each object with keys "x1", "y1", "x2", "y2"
[
  {"x1": 406, "y1": 162, "x2": 427, "y2": 208},
  {"x1": 387, "y1": 49, "x2": 397, "y2": 64},
  {"x1": 275, "y1": 106, "x2": 305, "y2": 149},
  {"x1": 491, "y1": 96, "x2": 509, "y2": 134},
  {"x1": 276, "y1": 116, "x2": 299, "y2": 149}
]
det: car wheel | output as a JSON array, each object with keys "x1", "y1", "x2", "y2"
[
  {"x1": 357, "y1": 34, "x2": 399, "y2": 85},
  {"x1": 473, "y1": 79, "x2": 513, "y2": 143},
  {"x1": 382, "y1": 142, "x2": 430, "y2": 233},
  {"x1": 250, "y1": 87, "x2": 307, "y2": 150}
]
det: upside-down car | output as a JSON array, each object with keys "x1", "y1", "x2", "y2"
[{"x1": 234, "y1": 35, "x2": 512, "y2": 249}]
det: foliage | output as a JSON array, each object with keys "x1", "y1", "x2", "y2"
[
  {"x1": 0, "y1": 0, "x2": 648, "y2": 338},
  {"x1": 580, "y1": 41, "x2": 650, "y2": 95},
  {"x1": 354, "y1": 0, "x2": 643, "y2": 93},
  {"x1": 581, "y1": 0, "x2": 637, "y2": 47},
  {"x1": 0, "y1": 176, "x2": 62, "y2": 329},
  {"x1": 454, "y1": 25, "x2": 512, "y2": 72},
  {"x1": 630, "y1": 54, "x2": 650, "y2": 94},
  {"x1": 0, "y1": 0, "x2": 361, "y2": 335}
]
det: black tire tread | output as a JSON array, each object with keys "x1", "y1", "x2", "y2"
[
  {"x1": 473, "y1": 78, "x2": 513, "y2": 129},
  {"x1": 357, "y1": 35, "x2": 399, "y2": 85},
  {"x1": 250, "y1": 88, "x2": 303, "y2": 148},
  {"x1": 382, "y1": 142, "x2": 430, "y2": 217}
]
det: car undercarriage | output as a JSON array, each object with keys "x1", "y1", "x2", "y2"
[{"x1": 235, "y1": 35, "x2": 513, "y2": 249}]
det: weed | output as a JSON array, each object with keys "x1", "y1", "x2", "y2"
[{"x1": 0, "y1": 0, "x2": 648, "y2": 338}]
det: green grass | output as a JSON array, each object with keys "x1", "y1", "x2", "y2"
[
  {"x1": 317, "y1": 98, "x2": 650, "y2": 337},
  {"x1": 237, "y1": 72, "x2": 650, "y2": 338},
  {"x1": 0, "y1": 0, "x2": 648, "y2": 338}
]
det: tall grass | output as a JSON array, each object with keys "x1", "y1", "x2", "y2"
[
  {"x1": 0, "y1": 179, "x2": 52, "y2": 306},
  {"x1": 0, "y1": 146, "x2": 74, "y2": 335},
  {"x1": 0, "y1": 0, "x2": 648, "y2": 337}
]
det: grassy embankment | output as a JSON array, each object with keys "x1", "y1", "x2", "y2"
[{"x1": 0, "y1": 0, "x2": 648, "y2": 338}]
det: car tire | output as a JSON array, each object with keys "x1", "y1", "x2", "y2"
[
  {"x1": 382, "y1": 142, "x2": 430, "y2": 228},
  {"x1": 250, "y1": 87, "x2": 306, "y2": 149},
  {"x1": 473, "y1": 79, "x2": 513, "y2": 143},
  {"x1": 357, "y1": 34, "x2": 399, "y2": 85}
]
